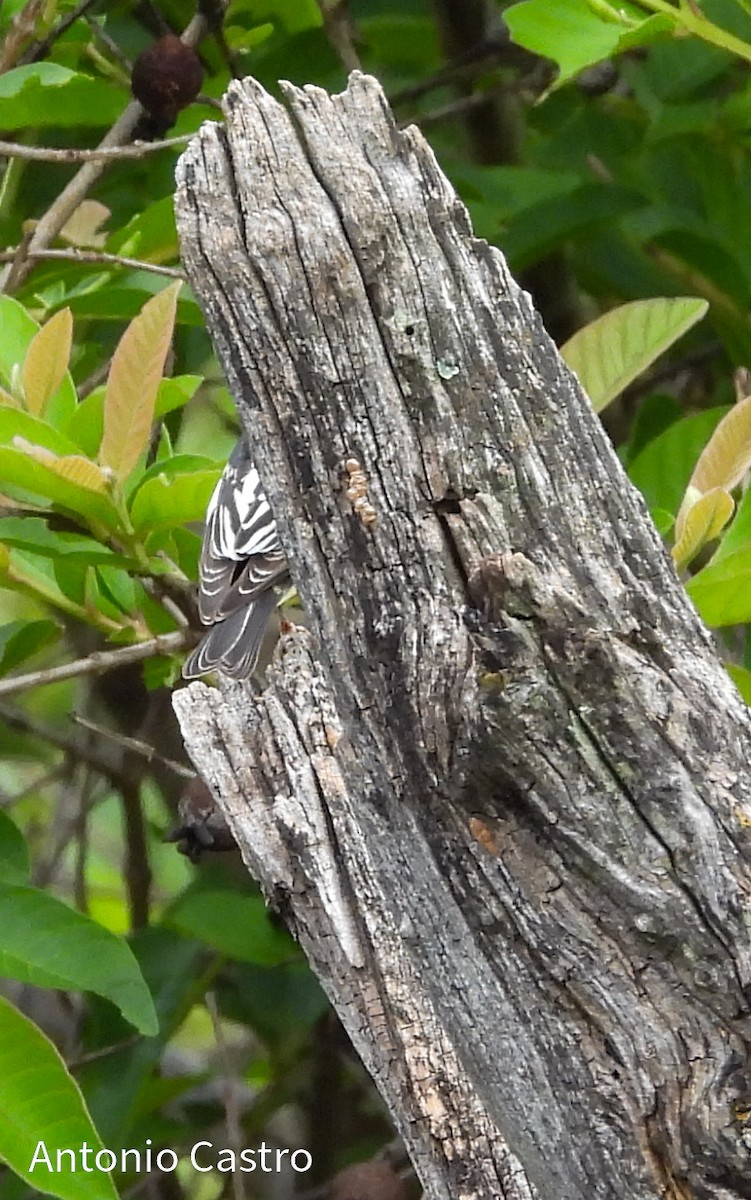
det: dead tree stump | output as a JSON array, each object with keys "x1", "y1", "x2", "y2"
[{"x1": 173, "y1": 72, "x2": 751, "y2": 1200}]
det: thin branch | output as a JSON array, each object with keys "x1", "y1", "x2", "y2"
[
  {"x1": 206, "y1": 991, "x2": 247, "y2": 1200},
  {"x1": 316, "y1": 0, "x2": 362, "y2": 72},
  {"x1": 17, "y1": 0, "x2": 99, "y2": 67},
  {"x1": 0, "y1": 629, "x2": 198, "y2": 700},
  {"x1": 0, "y1": 246, "x2": 184, "y2": 279},
  {"x1": 72, "y1": 713, "x2": 195, "y2": 779},
  {"x1": 0, "y1": 133, "x2": 198, "y2": 163}
]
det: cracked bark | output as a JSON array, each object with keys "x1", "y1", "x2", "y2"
[{"x1": 173, "y1": 73, "x2": 751, "y2": 1200}]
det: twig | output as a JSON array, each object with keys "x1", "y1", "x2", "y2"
[
  {"x1": 72, "y1": 713, "x2": 195, "y2": 779},
  {"x1": 0, "y1": 134, "x2": 198, "y2": 162},
  {"x1": 206, "y1": 991, "x2": 246, "y2": 1200},
  {"x1": 0, "y1": 701, "x2": 144, "y2": 785},
  {"x1": 0, "y1": 629, "x2": 198, "y2": 699},
  {"x1": 316, "y1": 0, "x2": 361, "y2": 72},
  {"x1": 0, "y1": 246, "x2": 184, "y2": 278},
  {"x1": 17, "y1": 0, "x2": 99, "y2": 67}
]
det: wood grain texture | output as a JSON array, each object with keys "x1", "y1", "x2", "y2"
[{"x1": 174, "y1": 73, "x2": 751, "y2": 1200}]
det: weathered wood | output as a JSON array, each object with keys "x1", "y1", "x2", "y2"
[{"x1": 173, "y1": 73, "x2": 751, "y2": 1200}]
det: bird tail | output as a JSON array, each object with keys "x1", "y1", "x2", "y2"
[{"x1": 182, "y1": 588, "x2": 279, "y2": 680}]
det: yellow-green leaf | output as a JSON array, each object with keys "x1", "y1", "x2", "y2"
[
  {"x1": 561, "y1": 297, "x2": 708, "y2": 413},
  {"x1": 13, "y1": 439, "x2": 110, "y2": 494},
  {"x1": 672, "y1": 487, "x2": 735, "y2": 570},
  {"x1": 0, "y1": 385, "x2": 21, "y2": 409},
  {"x1": 99, "y1": 281, "x2": 181, "y2": 480},
  {"x1": 20, "y1": 308, "x2": 73, "y2": 417},
  {"x1": 675, "y1": 391, "x2": 751, "y2": 541}
]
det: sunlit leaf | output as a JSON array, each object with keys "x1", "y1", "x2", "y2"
[
  {"x1": 14, "y1": 440, "x2": 111, "y2": 494},
  {"x1": 675, "y1": 391, "x2": 751, "y2": 539},
  {"x1": 99, "y1": 281, "x2": 182, "y2": 480},
  {"x1": 0, "y1": 297, "x2": 77, "y2": 426},
  {"x1": 20, "y1": 308, "x2": 73, "y2": 417},
  {"x1": 0, "y1": 996, "x2": 119, "y2": 1200},
  {"x1": 505, "y1": 0, "x2": 674, "y2": 91},
  {"x1": 686, "y1": 545, "x2": 751, "y2": 626},
  {"x1": 130, "y1": 468, "x2": 220, "y2": 532},
  {"x1": 0, "y1": 447, "x2": 121, "y2": 532},
  {"x1": 561, "y1": 297, "x2": 708, "y2": 412},
  {"x1": 672, "y1": 487, "x2": 734, "y2": 569}
]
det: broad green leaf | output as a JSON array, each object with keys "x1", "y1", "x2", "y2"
[
  {"x1": 63, "y1": 388, "x2": 104, "y2": 456},
  {"x1": 0, "y1": 996, "x2": 118, "y2": 1200},
  {"x1": 0, "y1": 883, "x2": 157, "y2": 1035},
  {"x1": 561, "y1": 297, "x2": 708, "y2": 413},
  {"x1": 164, "y1": 885, "x2": 296, "y2": 966},
  {"x1": 155, "y1": 374, "x2": 203, "y2": 418},
  {"x1": 711, "y1": 485, "x2": 751, "y2": 566},
  {"x1": 0, "y1": 619, "x2": 59, "y2": 676},
  {"x1": 0, "y1": 812, "x2": 29, "y2": 885},
  {"x1": 21, "y1": 308, "x2": 73, "y2": 417},
  {"x1": 0, "y1": 447, "x2": 122, "y2": 531},
  {"x1": 0, "y1": 518, "x2": 124, "y2": 566},
  {"x1": 686, "y1": 545, "x2": 751, "y2": 626},
  {"x1": 728, "y1": 664, "x2": 751, "y2": 706},
  {"x1": 0, "y1": 298, "x2": 78, "y2": 427},
  {"x1": 99, "y1": 281, "x2": 181, "y2": 479},
  {"x1": 672, "y1": 487, "x2": 734, "y2": 569},
  {"x1": 505, "y1": 0, "x2": 673, "y2": 90},
  {"x1": 628, "y1": 407, "x2": 728, "y2": 516},
  {"x1": 0, "y1": 63, "x2": 125, "y2": 130},
  {"x1": 130, "y1": 468, "x2": 221, "y2": 532},
  {"x1": 15, "y1": 441, "x2": 111, "y2": 494},
  {"x1": 675, "y1": 391, "x2": 751, "y2": 539},
  {"x1": 0, "y1": 408, "x2": 80, "y2": 456}
]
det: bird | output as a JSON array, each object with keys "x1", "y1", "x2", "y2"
[{"x1": 182, "y1": 436, "x2": 289, "y2": 680}]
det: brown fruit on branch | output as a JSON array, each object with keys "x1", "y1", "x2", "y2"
[{"x1": 131, "y1": 35, "x2": 203, "y2": 136}]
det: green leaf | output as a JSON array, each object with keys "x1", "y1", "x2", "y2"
[
  {"x1": 0, "y1": 996, "x2": 119, "y2": 1200},
  {"x1": 0, "y1": 63, "x2": 125, "y2": 130},
  {"x1": 0, "y1": 447, "x2": 122, "y2": 532},
  {"x1": 155, "y1": 374, "x2": 203, "y2": 418},
  {"x1": 0, "y1": 883, "x2": 158, "y2": 1035},
  {"x1": 561, "y1": 297, "x2": 708, "y2": 412},
  {"x1": 0, "y1": 517, "x2": 125, "y2": 566},
  {"x1": 0, "y1": 812, "x2": 29, "y2": 885},
  {"x1": 686, "y1": 545, "x2": 751, "y2": 626},
  {"x1": 130, "y1": 468, "x2": 221, "y2": 532},
  {"x1": 0, "y1": 619, "x2": 60, "y2": 676},
  {"x1": 99, "y1": 282, "x2": 182, "y2": 480},
  {"x1": 675, "y1": 390, "x2": 751, "y2": 540},
  {"x1": 728, "y1": 663, "x2": 751, "y2": 707},
  {"x1": 505, "y1": 0, "x2": 674, "y2": 91},
  {"x1": 0, "y1": 298, "x2": 77, "y2": 427},
  {"x1": 165, "y1": 884, "x2": 296, "y2": 966},
  {"x1": 628, "y1": 407, "x2": 727, "y2": 516}
]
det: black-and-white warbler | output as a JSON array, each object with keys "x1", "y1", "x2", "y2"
[{"x1": 182, "y1": 437, "x2": 289, "y2": 680}]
